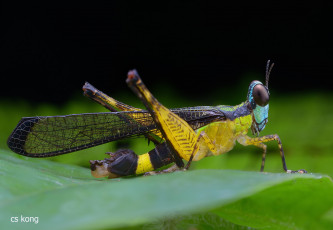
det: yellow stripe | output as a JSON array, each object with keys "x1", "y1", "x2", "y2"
[{"x1": 135, "y1": 153, "x2": 154, "y2": 175}]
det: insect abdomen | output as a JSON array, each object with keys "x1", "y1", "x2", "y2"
[
  {"x1": 90, "y1": 142, "x2": 176, "y2": 178},
  {"x1": 135, "y1": 143, "x2": 174, "y2": 174}
]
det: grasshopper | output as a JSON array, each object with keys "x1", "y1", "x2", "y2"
[{"x1": 7, "y1": 61, "x2": 306, "y2": 178}]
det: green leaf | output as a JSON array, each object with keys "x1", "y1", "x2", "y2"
[
  {"x1": 213, "y1": 176, "x2": 333, "y2": 230},
  {"x1": 1, "y1": 149, "x2": 332, "y2": 230}
]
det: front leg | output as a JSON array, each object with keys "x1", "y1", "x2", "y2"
[{"x1": 237, "y1": 134, "x2": 307, "y2": 173}]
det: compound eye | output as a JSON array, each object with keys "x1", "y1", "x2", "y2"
[{"x1": 253, "y1": 84, "x2": 269, "y2": 106}]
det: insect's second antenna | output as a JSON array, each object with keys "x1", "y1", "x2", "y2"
[{"x1": 265, "y1": 60, "x2": 275, "y2": 88}]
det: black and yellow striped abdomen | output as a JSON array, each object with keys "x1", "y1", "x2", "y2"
[{"x1": 99, "y1": 142, "x2": 176, "y2": 177}]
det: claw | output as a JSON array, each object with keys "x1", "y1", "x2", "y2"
[
  {"x1": 143, "y1": 164, "x2": 183, "y2": 176},
  {"x1": 143, "y1": 171, "x2": 158, "y2": 176},
  {"x1": 287, "y1": 169, "x2": 307, "y2": 174}
]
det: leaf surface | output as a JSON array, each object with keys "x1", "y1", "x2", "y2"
[{"x1": 1, "y1": 150, "x2": 332, "y2": 230}]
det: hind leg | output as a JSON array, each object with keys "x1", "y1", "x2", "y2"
[{"x1": 127, "y1": 70, "x2": 219, "y2": 172}]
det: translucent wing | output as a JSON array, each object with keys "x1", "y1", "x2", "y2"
[
  {"x1": 171, "y1": 106, "x2": 226, "y2": 130},
  {"x1": 7, "y1": 108, "x2": 226, "y2": 157},
  {"x1": 7, "y1": 112, "x2": 155, "y2": 157}
]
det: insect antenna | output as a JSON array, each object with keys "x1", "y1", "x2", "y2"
[{"x1": 265, "y1": 60, "x2": 275, "y2": 88}]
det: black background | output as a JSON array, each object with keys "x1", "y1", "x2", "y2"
[{"x1": 1, "y1": 2, "x2": 332, "y2": 104}]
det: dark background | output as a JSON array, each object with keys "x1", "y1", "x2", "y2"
[{"x1": 1, "y1": 2, "x2": 332, "y2": 104}]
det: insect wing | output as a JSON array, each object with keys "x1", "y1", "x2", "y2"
[
  {"x1": 7, "y1": 111, "x2": 155, "y2": 157},
  {"x1": 172, "y1": 106, "x2": 226, "y2": 130}
]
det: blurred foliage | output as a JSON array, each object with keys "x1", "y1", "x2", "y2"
[{"x1": 1, "y1": 83, "x2": 333, "y2": 229}]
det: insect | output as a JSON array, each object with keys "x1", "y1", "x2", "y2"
[{"x1": 7, "y1": 61, "x2": 306, "y2": 178}]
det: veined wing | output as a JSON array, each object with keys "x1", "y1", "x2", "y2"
[
  {"x1": 172, "y1": 106, "x2": 226, "y2": 130},
  {"x1": 7, "y1": 111, "x2": 156, "y2": 157},
  {"x1": 7, "y1": 108, "x2": 226, "y2": 157}
]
